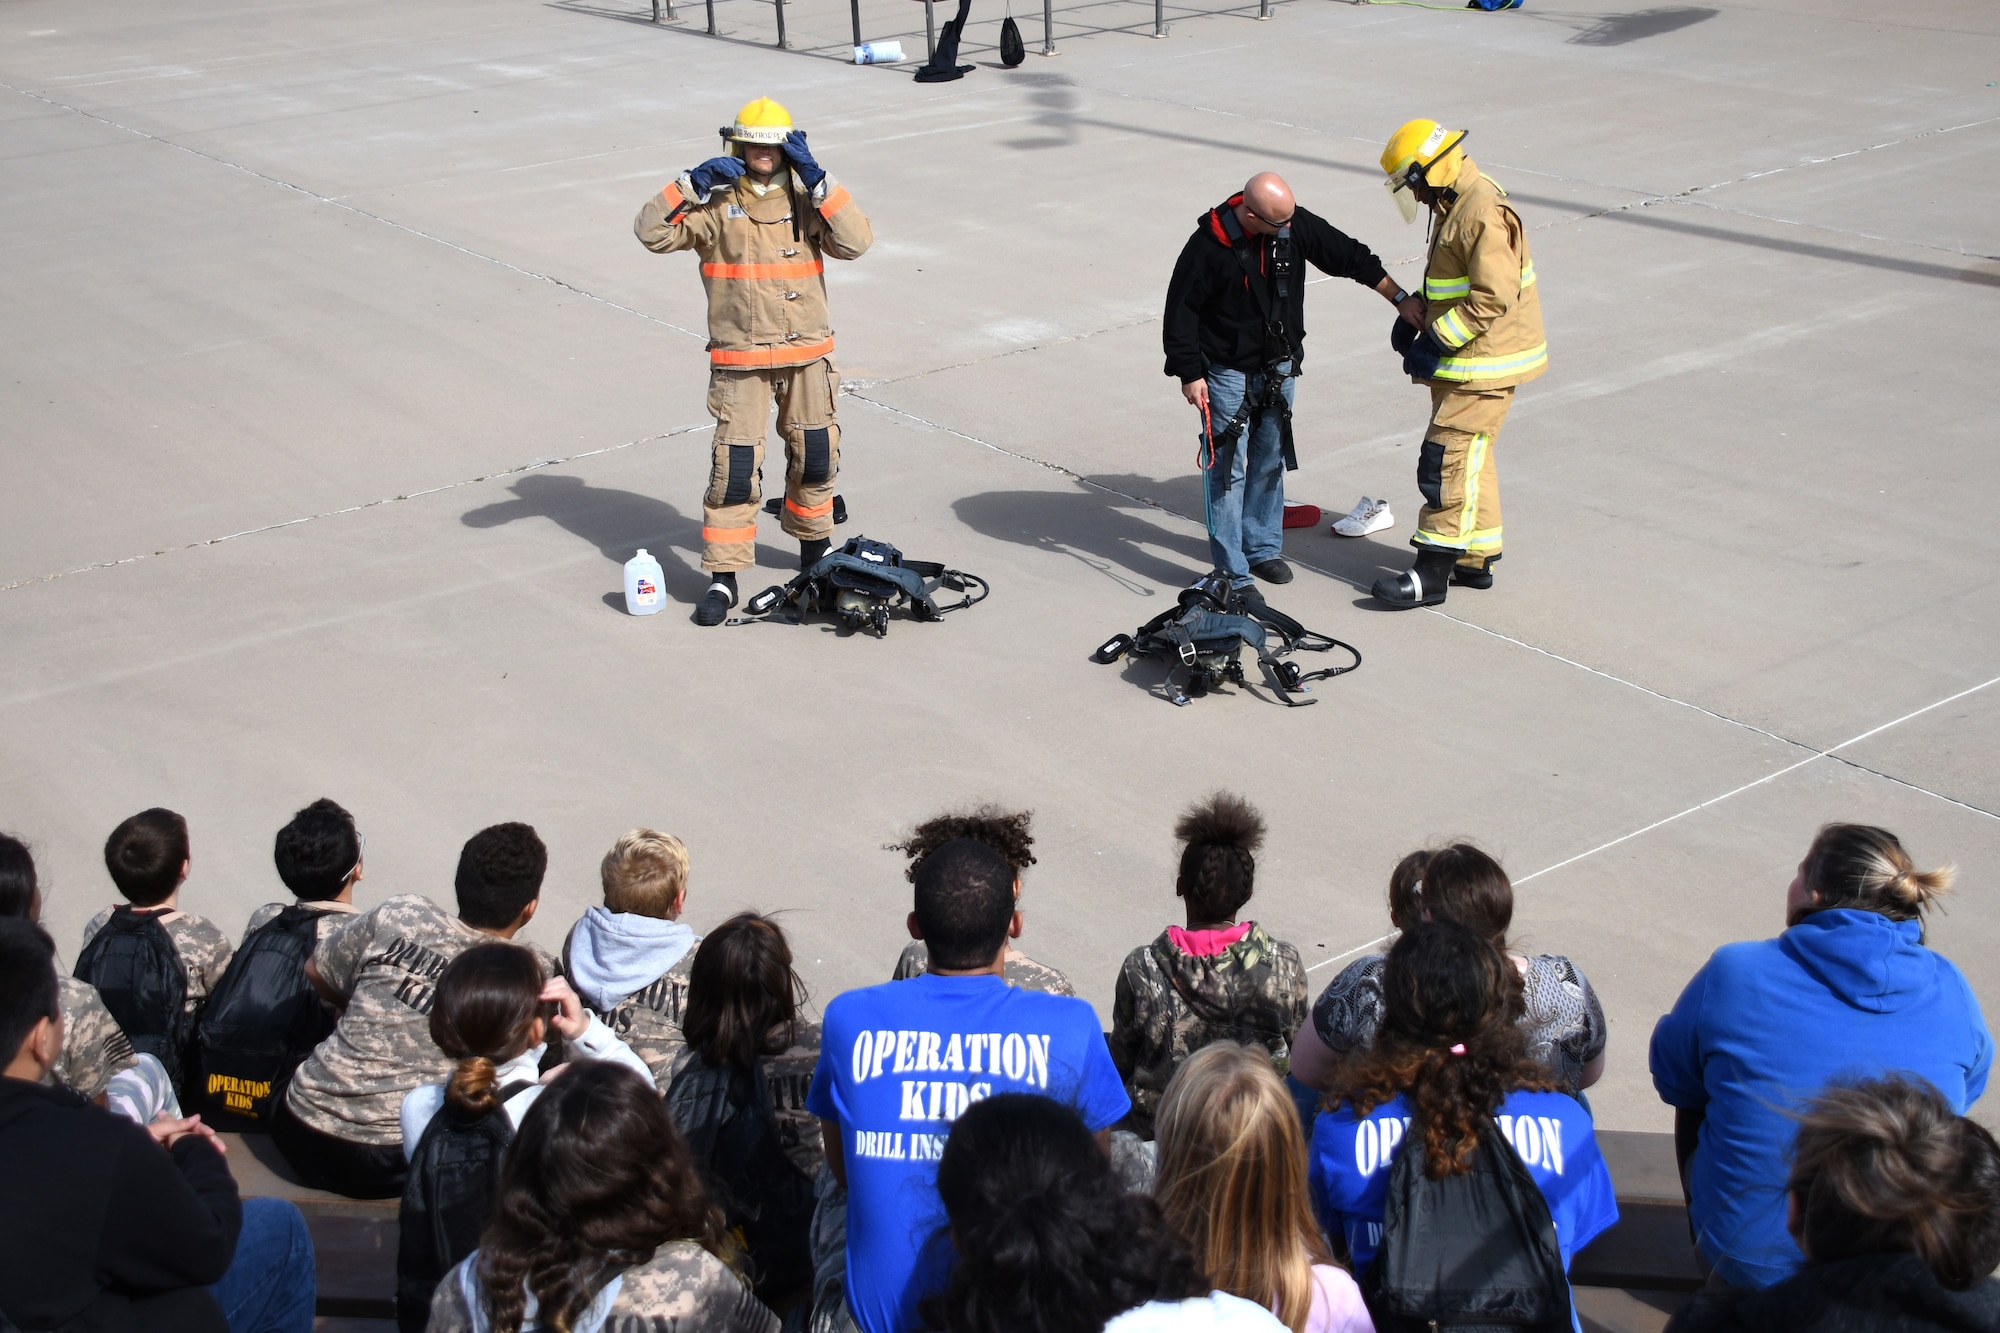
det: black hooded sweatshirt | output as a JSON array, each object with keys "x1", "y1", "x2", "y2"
[
  {"x1": 0, "y1": 1078, "x2": 240, "y2": 1331},
  {"x1": 1162, "y1": 196, "x2": 1389, "y2": 383},
  {"x1": 1670, "y1": 1252, "x2": 2000, "y2": 1333}
]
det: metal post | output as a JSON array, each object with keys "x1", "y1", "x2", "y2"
[
  {"x1": 1041, "y1": 0, "x2": 1055, "y2": 53},
  {"x1": 1258, "y1": 0, "x2": 1270, "y2": 19},
  {"x1": 705, "y1": 0, "x2": 716, "y2": 34},
  {"x1": 664, "y1": 0, "x2": 675, "y2": 21},
  {"x1": 651, "y1": 0, "x2": 659, "y2": 20},
  {"x1": 924, "y1": 0, "x2": 937, "y2": 59},
  {"x1": 1153, "y1": 0, "x2": 1168, "y2": 37},
  {"x1": 850, "y1": 0, "x2": 862, "y2": 49},
  {"x1": 775, "y1": 0, "x2": 790, "y2": 47}
]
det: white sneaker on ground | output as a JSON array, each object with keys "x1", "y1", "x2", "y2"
[{"x1": 1331, "y1": 496, "x2": 1394, "y2": 537}]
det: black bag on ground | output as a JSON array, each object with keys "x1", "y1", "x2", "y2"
[
  {"x1": 914, "y1": 0, "x2": 976, "y2": 80},
  {"x1": 999, "y1": 13, "x2": 1025, "y2": 65},
  {"x1": 667, "y1": 1056, "x2": 816, "y2": 1298},
  {"x1": 194, "y1": 906, "x2": 338, "y2": 1130},
  {"x1": 1362, "y1": 1119, "x2": 1572, "y2": 1333},
  {"x1": 73, "y1": 905, "x2": 191, "y2": 1095},
  {"x1": 396, "y1": 1083, "x2": 534, "y2": 1333},
  {"x1": 1091, "y1": 572, "x2": 1359, "y2": 707}
]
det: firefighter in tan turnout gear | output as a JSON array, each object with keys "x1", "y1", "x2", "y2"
[
  {"x1": 1371, "y1": 120, "x2": 1547, "y2": 609},
  {"x1": 635, "y1": 97, "x2": 874, "y2": 626}
]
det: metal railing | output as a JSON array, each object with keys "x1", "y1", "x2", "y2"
[{"x1": 651, "y1": 0, "x2": 1256, "y2": 55}]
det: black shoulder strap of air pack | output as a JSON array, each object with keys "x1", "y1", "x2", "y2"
[{"x1": 1210, "y1": 207, "x2": 1299, "y2": 473}]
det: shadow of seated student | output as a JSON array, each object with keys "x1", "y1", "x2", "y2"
[
  {"x1": 952, "y1": 475, "x2": 1213, "y2": 594},
  {"x1": 460, "y1": 473, "x2": 712, "y2": 601}
]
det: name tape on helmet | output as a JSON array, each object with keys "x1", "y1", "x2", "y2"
[{"x1": 1419, "y1": 124, "x2": 1450, "y2": 160}]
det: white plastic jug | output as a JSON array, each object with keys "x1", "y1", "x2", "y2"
[
  {"x1": 854, "y1": 40, "x2": 905, "y2": 63},
  {"x1": 623, "y1": 549, "x2": 665, "y2": 616}
]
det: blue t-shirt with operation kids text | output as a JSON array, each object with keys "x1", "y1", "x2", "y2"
[
  {"x1": 1309, "y1": 1089, "x2": 1617, "y2": 1331},
  {"x1": 807, "y1": 972, "x2": 1130, "y2": 1333}
]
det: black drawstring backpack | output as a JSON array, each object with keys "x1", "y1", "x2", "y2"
[{"x1": 1000, "y1": 8, "x2": 1026, "y2": 65}]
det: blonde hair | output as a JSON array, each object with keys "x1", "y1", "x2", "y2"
[
  {"x1": 599, "y1": 829, "x2": 690, "y2": 919},
  {"x1": 1153, "y1": 1044, "x2": 1334, "y2": 1332},
  {"x1": 1802, "y1": 823, "x2": 1953, "y2": 923}
]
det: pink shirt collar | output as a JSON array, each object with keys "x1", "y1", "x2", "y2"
[{"x1": 1167, "y1": 921, "x2": 1253, "y2": 956}]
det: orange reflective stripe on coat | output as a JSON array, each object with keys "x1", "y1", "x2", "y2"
[
  {"x1": 701, "y1": 260, "x2": 826, "y2": 281},
  {"x1": 785, "y1": 497, "x2": 834, "y2": 519},
  {"x1": 659, "y1": 181, "x2": 688, "y2": 217},
  {"x1": 702, "y1": 524, "x2": 759, "y2": 543},
  {"x1": 818, "y1": 186, "x2": 853, "y2": 220},
  {"x1": 709, "y1": 337, "x2": 836, "y2": 368}
]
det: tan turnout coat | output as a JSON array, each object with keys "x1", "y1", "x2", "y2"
[
  {"x1": 634, "y1": 170, "x2": 872, "y2": 369},
  {"x1": 1421, "y1": 157, "x2": 1548, "y2": 391}
]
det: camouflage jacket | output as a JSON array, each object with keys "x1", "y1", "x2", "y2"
[
  {"x1": 1109, "y1": 922, "x2": 1307, "y2": 1137},
  {"x1": 54, "y1": 976, "x2": 138, "y2": 1101},
  {"x1": 892, "y1": 941, "x2": 1077, "y2": 996},
  {"x1": 285, "y1": 895, "x2": 560, "y2": 1145},
  {"x1": 428, "y1": 1241, "x2": 779, "y2": 1333}
]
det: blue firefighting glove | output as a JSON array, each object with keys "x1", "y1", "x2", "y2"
[
  {"x1": 686, "y1": 155, "x2": 745, "y2": 201},
  {"x1": 783, "y1": 130, "x2": 826, "y2": 192},
  {"x1": 1390, "y1": 315, "x2": 1418, "y2": 356},
  {"x1": 1403, "y1": 328, "x2": 1446, "y2": 380}
]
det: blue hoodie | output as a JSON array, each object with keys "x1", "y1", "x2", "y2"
[{"x1": 1650, "y1": 909, "x2": 1992, "y2": 1288}]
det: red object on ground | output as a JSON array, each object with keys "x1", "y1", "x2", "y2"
[{"x1": 1283, "y1": 503, "x2": 1321, "y2": 529}]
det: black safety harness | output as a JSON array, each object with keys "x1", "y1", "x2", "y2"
[
  {"x1": 731, "y1": 535, "x2": 989, "y2": 637},
  {"x1": 1200, "y1": 203, "x2": 1301, "y2": 488},
  {"x1": 1091, "y1": 574, "x2": 1360, "y2": 707}
]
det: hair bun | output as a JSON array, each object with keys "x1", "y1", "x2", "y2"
[{"x1": 447, "y1": 1055, "x2": 501, "y2": 1115}]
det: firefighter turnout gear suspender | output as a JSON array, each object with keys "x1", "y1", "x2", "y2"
[{"x1": 1198, "y1": 203, "x2": 1300, "y2": 488}]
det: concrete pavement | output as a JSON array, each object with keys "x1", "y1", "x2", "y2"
[{"x1": 3, "y1": 0, "x2": 1998, "y2": 1132}]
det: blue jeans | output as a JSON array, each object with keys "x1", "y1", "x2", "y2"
[
  {"x1": 210, "y1": 1197, "x2": 316, "y2": 1333},
  {"x1": 1201, "y1": 364, "x2": 1293, "y2": 586}
]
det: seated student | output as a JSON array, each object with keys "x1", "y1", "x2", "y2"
[
  {"x1": 1650, "y1": 823, "x2": 1993, "y2": 1290},
  {"x1": 429, "y1": 1060, "x2": 779, "y2": 1333},
  {"x1": 0, "y1": 831, "x2": 138, "y2": 1102},
  {"x1": 77, "y1": 808, "x2": 234, "y2": 1088},
  {"x1": 274, "y1": 822, "x2": 559, "y2": 1199},
  {"x1": 922, "y1": 1092, "x2": 1283, "y2": 1333},
  {"x1": 0, "y1": 918, "x2": 317, "y2": 1333},
  {"x1": 1309, "y1": 921, "x2": 1617, "y2": 1327},
  {"x1": 563, "y1": 828, "x2": 701, "y2": 1088},
  {"x1": 808, "y1": 839, "x2": 1130, "y2": 1333},
  {"x1": 401, "y1": 943, "x2": 652, "y2": 1152},
  {"x1": 1669, "y1": 1075, "x2": 2000, "y2": 1333},
  {"x1": 667, "y1": 912, "x2": 824, "y2": 1300},
  {"x1": 397, "y1": 943, "x2": 652, "y2": 1330},
  {"x1": 887, "y1": 806, "x2": 1075, "y2": 995},
  {"x1": 1111, "y1": 793, "x2": 1307, "y2": 1138},
  {"x1": 246, "y1": 797, "x2": 366, "y2": 938},
  {"x1": 1152, "y1": 1044, "x2": 1371, "y2": 1333},
  {"x1": 1292, "y1": 846, "x2": 1606, "y2": 1102}
]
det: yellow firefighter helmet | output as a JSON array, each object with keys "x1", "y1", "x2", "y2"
[
  {"x1": 720, "y1": 97, "x2": 795, "y2": 155},
  {"x1": 1381, "y1": 119, "x2": 1467, "y2": 223}
]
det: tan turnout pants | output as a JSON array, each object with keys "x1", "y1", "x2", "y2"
[
  {"x1": 1413, "y1": 384, "x2": 1511, "y2": 568},
  {"x1": 700, "y1": 358, "x2": 842, "y2": 572}
]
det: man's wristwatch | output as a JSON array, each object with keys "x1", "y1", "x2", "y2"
[{"x1": 1390, "y1": 287, "x2": 1410, "y2": 304}]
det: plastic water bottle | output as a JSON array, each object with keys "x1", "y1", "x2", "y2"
[
  {"x1": 623, "y1": 549, "x2": 665, "y2": 616},
  {"x1": 853, "y1": 40, "x2": 904, "y2": 63}
]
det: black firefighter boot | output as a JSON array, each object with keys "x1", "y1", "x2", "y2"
[
  {"x1": 1371, "y1": 549, "x2": 1457, "y2": 609},
  {"x1": 800, "y1": 537, "x2": 831, "y2": 571},
  {"x1": 693, "y1": 571, "x2": 738, "y2": 627},
  {"x1": 1453, "y1": 554, "x2": 1496, "y2": 590}
]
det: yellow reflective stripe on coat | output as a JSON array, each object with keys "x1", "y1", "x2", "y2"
[
  {"x1": 1412, "y1": 525, "x2": 1502, "y2": 551},
  {"x1": 1432, "y1": 342, "x2": 1548, "y2": 382},
  {"x1": 1434, "y1": 308, "x2": 1475, "y2": 350},
  {"x1": 1425, "y1": 275, "x2": 1471, "y2": 301},
  {"x1": 1519, "y1": 259, "x2": 1536, "y2": 289}
]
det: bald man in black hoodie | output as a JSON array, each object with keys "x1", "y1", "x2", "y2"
[
  {"x1": 1163, "y1": 172, "x2": 1422, "y2": 589},
  {"x1": 0, "y1": 919, "x2": 314, "y2": 1331}
]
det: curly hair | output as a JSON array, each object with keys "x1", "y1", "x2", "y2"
[
  {"x1": 455, "y1": 822, "x2": 547, "y2": 929},
  {"x1": 477, "y1": 1062, "x2": 735, "y2": 1333},
  {"x1": 1175, "y1": 792, "x2": 1265, "y2": 923},
  {"x1": 921, "y1": 1094, "x2": 1208, "y2": 1333},
  {"x1": 890, "y1": 805, "x2": 1037, "y2": 883},
  {"x1": 1338, "y1": 921, "x2": 1554, "y2": 1178}
]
